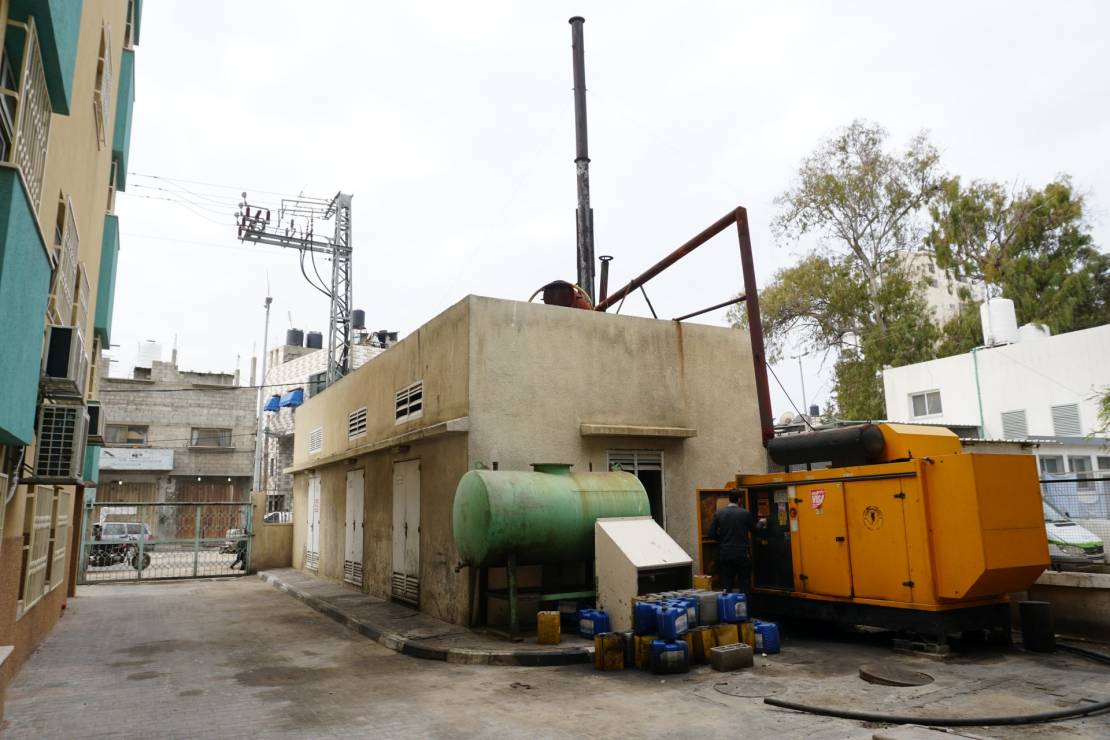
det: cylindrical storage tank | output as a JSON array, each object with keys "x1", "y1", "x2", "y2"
[
  {"x1": 452, "y1": 466, "x2": 650, "y2": 567},
  {"x1": 305, "y1": 331, "x2": 324, "y2": 349},
  {"x1": 350, "y1": 309, "x2": 366, "y2": 330},
  {"x1": 979, "y1": 298, "x2": 1019, "y2": 347},
  {"x1": 1018, "y1": 322, "x2": 1051, "y2": 343},
  {"x1": 285, "y1": 328, "x2": 304, "y2": 347}
]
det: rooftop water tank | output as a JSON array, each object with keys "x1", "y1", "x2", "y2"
[
  {"x1": 351, "y1": 309, "x2": 366, "y2": 330},
  {"x1": 452, "y1": 465, "x2": 650, "y2": 568},
  {"x1": 1018, "y1": 323, "x2": 1051, "y2": 343},
  {"x1": 305, "y1": 331, "x2": 323, "y2": 349},
  {"x1": 979, "y1": 298, "x2": 1019, "y2": 347},
  {"x1": 285, "y1": 328, "x2": 304, "y2": 347}
]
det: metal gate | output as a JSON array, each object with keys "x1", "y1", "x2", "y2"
[{"x1": 78, "y1": 501, "x2": 252, "y2": 583}]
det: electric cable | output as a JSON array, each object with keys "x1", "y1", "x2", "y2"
[
  {"x1": 766, "y1": 361, "x2": 816, "y2": 431},
  {"x1": 763, "y1": 695, "x2": 1110, "y2": 727}
]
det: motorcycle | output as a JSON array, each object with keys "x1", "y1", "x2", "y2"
[{"x1": 87, "y1": 542, "x2": 150, "y2": 570}]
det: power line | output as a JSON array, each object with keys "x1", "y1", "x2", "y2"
[{"x1": 127, "y1": 172, "x2": 309, "y2": 200}]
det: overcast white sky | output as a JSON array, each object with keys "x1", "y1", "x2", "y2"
[{"x1": 112, "y1": 1, "x2": 1110, "y2": 419}]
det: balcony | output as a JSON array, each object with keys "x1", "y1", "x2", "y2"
[{"x1": 1, "y1": 16, "x2": 51, "y2": 212}]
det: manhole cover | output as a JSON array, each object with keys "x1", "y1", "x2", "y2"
[
  {"x1": 859, "y1": 662, "x2": 934, "y2": 686},
  {"x1": 713, "y1": 678, "x2": 785, "y2": 698}
]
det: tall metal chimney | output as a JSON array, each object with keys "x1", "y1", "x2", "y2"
[{"x1": 569, "y1": 16, "x2": 595, "y2": 303}]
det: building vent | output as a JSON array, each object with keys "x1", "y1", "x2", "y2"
[
  {"x1": 395, "y1": 381, "x2": 423, "y2": 424},
  {"x1": 308, "y1": 427, "x2": 323, "y2": 454},
  {"x1": 33, "y1": 404, "x2": 88, "y2": 483},
  {"x1": 41, "y1": 325, "x2": 88, "y2": 399},
  {"x1": 1051, "y1": 404, "x2": 1082, "y2": 437},
  {"x1": 1001, "y1": 410, "x2": 1028, "y2": 439},
  {"x1": 347, "y1": 407, "x2": 368, "y2": 440}
]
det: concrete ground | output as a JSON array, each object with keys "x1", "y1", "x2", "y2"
[{"x1": 4, "y1": 579, "x2": 1109, "y2": 739}]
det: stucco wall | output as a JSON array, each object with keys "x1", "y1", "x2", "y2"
[
  {"x1": 249, "y1": 491, "x2": 292, "y2": 571},
  {"x1": 466, "y1": 296, "x2": 766, "y2": 562}
]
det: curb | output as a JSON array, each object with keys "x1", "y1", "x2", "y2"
[{"x1": 258, "y1": 571, "x2": 592, "y2": 667}]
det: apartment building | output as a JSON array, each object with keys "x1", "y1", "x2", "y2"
[
  {"x1": 96, "y1": 355, "x2": 256, "y2": 508},
  {"x1": 0, "y1": 0, "x2": 142, "y2": 714},
  {"x1": 260, "y1": 331, "x2": 385, "y2": 514}
]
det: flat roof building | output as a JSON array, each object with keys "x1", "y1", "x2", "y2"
[{"x1": 287, "y1": 295, "x2": 766, "y2": 626}]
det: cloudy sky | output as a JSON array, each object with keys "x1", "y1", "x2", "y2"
[{"x1": 113, "y1": 1, "x2": 1110, "y2": 419}]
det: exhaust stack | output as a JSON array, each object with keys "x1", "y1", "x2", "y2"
[{"x1": 569, "y1": 16, "x2": 595, "y2": 302}]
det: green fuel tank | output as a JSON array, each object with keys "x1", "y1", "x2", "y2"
[{"x1": 452, "y1": 464, "x2": 651, "y2": 568}]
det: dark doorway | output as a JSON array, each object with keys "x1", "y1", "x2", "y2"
[{"x1": 608, "y1": 450, "x2": 665, "y2": 528}]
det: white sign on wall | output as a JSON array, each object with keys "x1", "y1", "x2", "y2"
[{"x1": 99, "y1": 447, "x2": 174, "y2": 471}]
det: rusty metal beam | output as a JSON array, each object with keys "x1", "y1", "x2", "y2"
[
  {"x1": 594, "y1": 206, "x2": 775, "y2": 445},
  {"x1": 671, "y1": 295, "x2": 745, "y2": 323}
]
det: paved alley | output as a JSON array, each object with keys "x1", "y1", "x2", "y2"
[{"x1": 3, "y1": 578, "x2": 1109, "y2": 739}]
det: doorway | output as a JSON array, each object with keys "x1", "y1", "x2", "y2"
[
  {"x1": 344, "y1": 470, "x2": 364, "y2": 587},
  {"x1": 306, "y1": 476, "x2": 320, "y2": 571},
  {"x1": 391, "y1": 459, "x2": 420, "y2": 604},
  {"x1": 607, "y1": 450, "x2": 665, "y2": 528}
]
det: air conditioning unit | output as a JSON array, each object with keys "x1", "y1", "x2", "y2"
[
  {"x1": 86, "y1": 400, "x2": 105, "y2": 444},
  {"x1": 32, "y1": 403, "x2": 88, "y2": 484},
  {"x1": 41, "y1": 325, "x2": 88, "y2": 399}
]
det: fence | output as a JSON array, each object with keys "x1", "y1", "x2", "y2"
[
  {"x1": 1040, "y1": 476, "x2": 1110, "y2": 563},
  {"x1": 78, "y1": 501, "x2": 251, "y2": 583}
]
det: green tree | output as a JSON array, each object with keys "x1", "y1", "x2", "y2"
[
  {"x1": 736, "y1": 120, "x2": 942, "y2": 417},
  {"x1": 927, "y1": 176, "x2": 1110, "y2": 339}
]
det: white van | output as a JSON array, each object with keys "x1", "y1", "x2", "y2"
[{"x1": 1043, "y1": 500, "x2": 1105, "y2": 564}]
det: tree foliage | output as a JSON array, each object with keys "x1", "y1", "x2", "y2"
[{"x1": 926, "y1": 176, "x2": 1110, "y2": 354}]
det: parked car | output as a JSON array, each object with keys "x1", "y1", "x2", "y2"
[
  {"x1": 263, "y1": 511, "x2": 292, "y2": 524},
  {"x1": 1043, "y1": 500, "x2": 1105, "y2": 564}
]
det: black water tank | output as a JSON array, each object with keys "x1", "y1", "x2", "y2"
[
  {"x1": 305, "y1": 331, "x2": 323, "y2": 349},
  {"x1": 768, "y1": 424, "x2": 885, "y2": 467},
  {"x1": 285, "y1": 328, "x2": 304, "y2": 347},
  {"x1": 351, "y1": 309, "x2": 366, "y2": 330}
]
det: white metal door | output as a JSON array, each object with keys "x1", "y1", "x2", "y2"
[
  {"x1": 344, "y1": 470, "x2": 364, "y2": 586},
  {"x1": 391, "y1": 460, "x2": 420, "y2": 604},
  {"x1": 306, "y1": 477, "x2": 321, "y2": 571}
]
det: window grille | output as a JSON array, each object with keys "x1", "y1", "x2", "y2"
[
  {"x1": 348, "y1": 407, "x2": 368, "y2": 439},
  {"x1": 93, "y1": 25, "x2": 113, "y2": 146},
  {"x1": 395, "y1": 382, "x2": 423, "y2": 424},
  {"x1": 1001, "y1": 410, "x2": 1028, "y2": 439},
  {"x1": 1051, "y1": 404, "x2": 1082, "y2": 437},
  {"x1": 20, "y1": 486, "x2": 55, "y2": 612}
]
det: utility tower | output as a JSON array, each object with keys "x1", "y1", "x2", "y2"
[{"x1": 236, "y1": 192, "x2": 354, "y2": 387}]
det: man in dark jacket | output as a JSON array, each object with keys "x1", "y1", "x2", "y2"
[{"x1": 708, "y1": 490, "x2": 763, "y2": 594}]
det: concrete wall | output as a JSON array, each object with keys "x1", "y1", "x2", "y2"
[
  {"x1": 466, "y1": 296, "x2": 766, "y2": 562},
  {"x1": 1027, "y1": 571, "x2": 1110, "y2": 642},
  {"x1": 249, "y1": 491, "x2": 292, "y2": 571}
]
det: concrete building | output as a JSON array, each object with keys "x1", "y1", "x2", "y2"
[
  {"x1": 287, "y1": 295, "x2": 766, "y2": 626},
  {"x1": 0, "y1": 0, "x2": 142, "y2": 714},
  {"x1": 260, "y1": 337, "x2": 385, "y2": 514},
  {"x1": 900, "y1": 250, "x2": 985, "y2": 325},
  {"x1": 882, "y1": 321, "x2": 1110, "y2": 478},
  {"x1": 96, "y1": 356, "x2": 257, "y2": 506}
]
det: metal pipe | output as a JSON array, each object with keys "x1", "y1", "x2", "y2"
[
  {"x1": 253, "y1": 296, "x2": 272, "y2": 492},
  {"x1": 569, "y1": 16, "x2": 595, "y2": 302},
  {"x1": 598, "y1": 255, "x2": 612, "y2": 304},
  {"x1": 735, "y1": 209, "x2": 775, "y2": 446},
  {"x1": 672, "y1": 296, "x2": 744, "y2": 323},
  {"x1": 594, "y1": 210, "x2": 737, "y2": 312}
]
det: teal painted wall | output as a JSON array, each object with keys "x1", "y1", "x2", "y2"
[
  {"x1": 83, "y1": 444, "x2": 100, "y2": 485},
  {"x1": 93, "y1": 214, "x2": 119, "y2": 345},
  {"x1": 8, "y1": 0, "x2": 84, "y2": 114},
  {"x1": 0, "y1": 168, "x2": 51, "y2": 445},
  {"x1": 112, "y1": 49, "x2": 134, "y2": 190}
]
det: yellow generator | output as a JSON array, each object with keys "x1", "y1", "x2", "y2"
[{"x1": 697, "y1": 424, "x2": 1050, "y2": 645}]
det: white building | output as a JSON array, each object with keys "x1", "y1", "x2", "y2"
[
  {"x1": 900, "y1": 250, "x2": 985, "y2": 325},
  {"x1": 882, "y1": 311, "x2": 1110, "y2": 479}
]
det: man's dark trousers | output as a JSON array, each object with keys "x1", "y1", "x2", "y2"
[{"x1": 718, "y1": 555, "x2": 752, "y2": 594}]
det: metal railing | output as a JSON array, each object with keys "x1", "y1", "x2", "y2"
[{"x1": 1, "y1": 17, "x2": 51, "y2": 210}]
